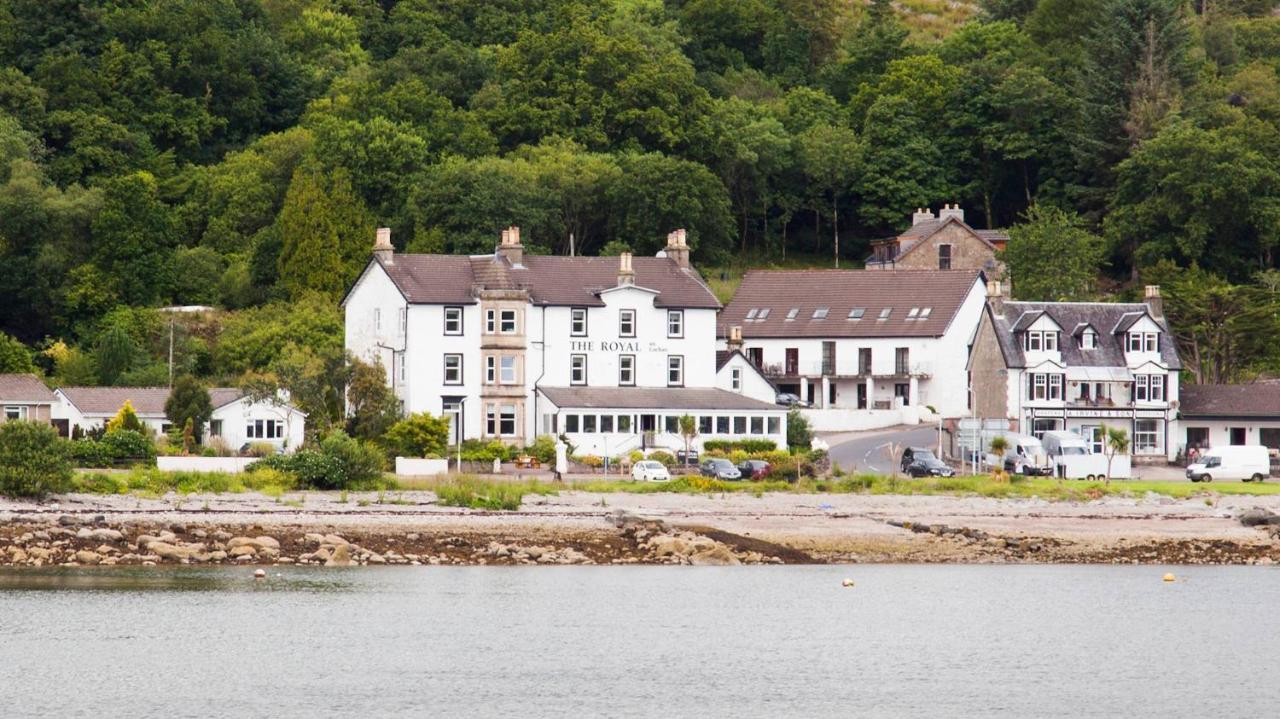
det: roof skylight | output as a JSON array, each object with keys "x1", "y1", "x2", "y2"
[
  {"x1": 812, "y1": 307, "x2": 829, "y2": 319},
  {"x1": 785, "y1": 308, "x2": 799, "y2": 320},
  {"x1": 878, "y1": 308, "x2": 892, "y2": 320},
  {"x1": 848, "y1": 308, "x2": 865, "y2": 320}
]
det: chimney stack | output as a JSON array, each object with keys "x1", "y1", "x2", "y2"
[
  {"x1": 617, "y1": 252, "x2": 635, "y2": 285},
  {"x1": 664, "y1": 228, "x2": 690, "y2": 269},
  {"x1": 987, "y1": 278, "x2": 1004, "y2": 318},
  {"x1": 373, "y1": 227, "x2": 394, "y2": 265},
  {"x1": 496, "y1": 225, "x2": 523, "y2": 266},
  {"x1": 912, "y1": 208, "x2": 936, "y2": 226},
  {"x1": 939, "y1": 203, "x2": 965, "y2": 223},
  {"x1": 1144, "y1": 285, "x2": 1163, "y2": 321},
  {"x1": 728, "y1": 325, "x2": 743, "y2": 351}
]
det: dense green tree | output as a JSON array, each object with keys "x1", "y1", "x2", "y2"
[
  {"x1": 93, "y1": 322, "x2": 136, "y2": 386},
  {"x1": 0, "y1": 421, "x2": 72, "y2": 498},
  {"x1": 276, "y1": 166, "x2": 375, "y2": 300},
  {"x1": 381, "y1": 412, "x2": 451, "y2": 458},
  {"x1": 1000, "y1": 205, "x2": 1106, "y2": 300},
  {"x1": 796, "y1": 124, "x2": 859, "y2": 265},
  {"x1": 89, "y1": 171, "x2": 176, "y2": 306},
  {"x1": 164, "y1": 375, "x2": 213, "y2": 444},
  {"x1": 0, "y1": 332, "x2": 35, "y2": 373},
  {"x1": 346, "y1": 357, "x2": 400, "y2": 442}
]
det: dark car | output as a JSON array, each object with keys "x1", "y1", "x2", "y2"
[
  {"x1": 900, "y1": 446, "x2": 939, "y2": 472},
  {"x1": 737, "y1": 459, "x2": 771, "y2": 480},
  {"x1": 775, "y1": 392, "x2": 809, "y2": 407},
  {"x1": 676, "y1": 448, "x2": 700, "y2": 466},
  {"x1": 905, "y1": 455, "x2": 955, "y2": 478},
  {"x1": 700, "y1": 458, "x2": 742, "y2": 480}
]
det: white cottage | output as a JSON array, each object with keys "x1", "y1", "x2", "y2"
[{"x1": 342, "y1": 227, "x2": 787, "y2": 456}]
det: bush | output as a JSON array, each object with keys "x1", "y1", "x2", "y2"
[
  {"x1": 648, "y1": 450, "x2": 676, "y2": 466},
  {"x1": 527, "y1": 435, "x2": 558, "y2": 464},
  {"x1": 786, "y1": 408, "x2": 811, "y2": 450},
  {"x1": 248, "y1": 431, "x2": 385, "y2": 490},
  {"x1": 68, "y1": 438, "x2": 111, "y2": 467},
  {"x1": 105, "y1": 400, "x2": 146, "y2": 434},
  {"x1": 628, "y1": 449, "x2": 644, "y2": 464},
  {"x1": 320, "y1": 430, "x2": 385, "y2": 486},
  {"x1": 459, "y1": 439, "x2": 514, "y2": 462},
  {"x1": 573, "y1": 454, "x2": 604, "y2": 468},
  {"x1": 99, "y1": 429, "x2": 156, "y2": 461},
  {"x1": 0, "y1": 422, "x2": 73, "y2": 498},
  {"x1": 703, "y1": 439, "x2": 777, "y2": 453},
  {"x1": 381, "y1": 412, "x2": 450, "y2": 458}
]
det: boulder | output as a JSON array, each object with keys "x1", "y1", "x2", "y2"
[
  {"x1": 322, "y1": 534, "x2": 349, "y2": 546},
  {"x1": 648, "y1": 535, "x2": 690, "y2": 558},
  {"x1": 8, "y1": 547, "x2": 28, "y2": 563},
  {"x1": 227, "y1": 545, "x2": 257, "y2": 558},
  {"x1": 367, "y1": 553, "x2": 387, "y2": 565},
  {"x1": 147, "y1": 542, "x2": 196, "y2": 561},
  {"x1": 227, "y1": 536, "x2": 280, "y2": 551},
  {"x1": 303, "y1": 533, "x2": 325, "y2": 546},
  {"x1": 74, "y1": 550, "x2": 101, "y2": 565},
  {"x1": 1240, "y1": 508, "x2": 1280, "y2": 527},
  {"x1": 325, "y1": 544, "x2": 354, "y2": 567},
  {"x1": 688, "y1": 545, "x2": 740, "y2": 566}
]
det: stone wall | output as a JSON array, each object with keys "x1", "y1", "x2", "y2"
[
  {"x1": 968, "y1": 311, "x2": 1009, "y2": 421},
  {"x1": 894, "y1": 223, "x2": 1002, "y2": 274}
]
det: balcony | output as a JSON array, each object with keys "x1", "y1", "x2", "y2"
[{"x1": 761, "y1": 361, "x2": 932, "y2": 380}]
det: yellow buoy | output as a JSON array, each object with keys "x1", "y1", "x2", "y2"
[
  {"x1": 1162, "y1": 572, "x2": 1175, "y2": 583},
  {"x1": 841, "y1": 578, "x2": 855, "y2": 587}
]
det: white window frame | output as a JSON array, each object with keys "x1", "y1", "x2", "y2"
[
  {"x1": 667, "y1": 355, "x2": 684, "y2": 387},
  {"x1": 667, "y1": 310, "x2": 684, "y2": 338},
  {"x1": 571, "y1": 308, "x2": 588, "y2": 337},
  {"x1": 1044, "y1": 332, "x2": 1058, "y2": 351},
  {"x1": 499, "y1": 309, "x2": 517, "y2": 334},
  {"x1": 374, "y1": 308, "x2": 382, "y2": 331},
  {"x1": 618, "y1": 355, "x2": 635, "y2": 386},
  {"x1": 1127, "y1": 333, "x2": 1142, "y2": 352},
  {"x1": 444, "y1": 306, "x2": 463, "y2": 335},
  {"x1": 485, "y1": 356, "x2": 496, "y2": 384},
  {"x1": 618, "y1": 309, "x2": 635, "y2": 338},
  {"x1": 1033, "y1": 374, "x2": 1047, "y2": 401},
  {"x1": 1080, "y1": 330, "x2": 1096, "y2": 350},
  {"x1": 397, "y1": 352, "x2": 406, "y2": 383},
  {"x1": 1135, "y1": 419, "x2": 1160, "y2": 452},
  {"x1": 1150, "y1": 374, "x2": 1165, "y2": 401},
  {"x1": 444, "y1": 354, "x2": 463, "y2": 385},
  {"x1": 4, "y1": 406, "x2": 27, "y2": 421},
  {"x1": 1048, "y1": 374, "x2": 1063, "y2": 401},
  {"x1": 570, "y1": 354, "x2": 587, "y2": 385},
  {"x1": 731, "y1": 367, "x2": 742, "y2": 391},
  {"x1": 499, "y1": 405, "x2": 517, "y2": 436},
  {"x1": 485, "y1": 309, "x2": 496, "y2": 334},
  {"x1": 1134, "y1": 374, "x2": 1149, "y2": 402},
  {"x1": 1026, "y1": 332, "x2": 1042, "y2": 351},
  {"x1": 500, "y1": 355, "x2": 517, "y2": 384},
  {"x1": 398, "y1": 307, "x2": 407, "y2": 336},
  {"x1": 1144, "y1": 332, "x2": 1158, "y2": 352}
]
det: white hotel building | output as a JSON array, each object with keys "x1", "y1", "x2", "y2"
[{"x1": 343, "y1": 228, "x2": 787, "y2": 456}]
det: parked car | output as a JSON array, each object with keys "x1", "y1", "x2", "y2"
[
  {"x1": 899, "y1": 446, "x2": 939, "y2": 473},
  {"x1": 700, "y1": 458, "x2": 742, "y2": 480},
  {"x1": 775, "y1": 392, "x2": 809, "y2": 407},
  {"x1": 904, "y1": 454, "x2": 955, "y2": 478},
  {"x1": 631, "y1": 460, "x2": 671, "y2": 482},
  {"x1": 1186, "y1": 445, "x2": 1270, "y2": 483},
  {"x1": 737, "y1": 459, "x2": 771, "y2": 479},
  {"x1": 676, "y1": 448, "x2": 700, "y2": 466}
]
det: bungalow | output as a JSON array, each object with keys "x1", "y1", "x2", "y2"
[
  {"x1": 1179, "y1": 383, "x2": 1280, "y2": 454},
  {"x1": 0, "y1": 374, "x2": 56, "y2": 428},
  {"x1": 54, "y1": 386, "x2": 305, "y2": 451}
]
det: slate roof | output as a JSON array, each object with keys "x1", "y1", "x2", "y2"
[
  {"x1": 539, "y1": 386, "x2": 781, "y2": 411},
  {"x1": 988, "y1": 302, "x2": 1182, "y2": 369},
  {"x1": 1180, "y1": 384, "x2": 1280, "y2": 418},
  {"x1": 59, "y1": 387, "x2": 171, "y2": 416},
  {"x1": 367, "y1": 254, "x2": 720, "y2": 309},
  {"x1": 0, "y1": 374, "x2": 55, "y2": 403},
  {"x1": 720, "y1": 269, "x2": 983, "y2": 339},
  {"x1": 59, "y1": 386, "x2": 272, "y2": 416}
]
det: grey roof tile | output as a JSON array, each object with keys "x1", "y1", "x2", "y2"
[
  {"x1": 989, "y1": 302, "x2": 1181, "y2": 369},
  {"x1": 0, "y1": 374, "x2": 55, "y2": 403},
  {"x1": 1180, "y1": 383, "x2": 1280, "y2": 418}
]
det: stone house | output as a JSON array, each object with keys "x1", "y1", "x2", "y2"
[
  {"x1": 968, "y1": 283, "x2": 1181, "y2": 461},
  {"x1": 866, "y1": 205, "x2": 1007, "y2": 281}
]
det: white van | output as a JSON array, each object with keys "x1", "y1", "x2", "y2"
[
  {"x1": 1186, "y1": 445, "x2": 1271, "y2": 483},
  {"x1": 985, "y1": 432, "x2": 1053, "y2": 476},
  {"x1": 1042, "y1": 430, "x2": 1112, "y2": 480}
]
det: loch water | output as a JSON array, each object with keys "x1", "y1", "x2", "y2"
[{"x1": 1, "y1": 565, "x2": 1276, "y2": 718}]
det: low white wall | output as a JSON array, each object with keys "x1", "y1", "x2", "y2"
[
  {"x1": 803, "y1": 407, "x2": 924, "y2": 432},
  {"x1": 396, "y1": 457, "x2": 450, "y2": 476},
  {"x1": 156, "y1": 456, "x2": 257, "y2": 473}
]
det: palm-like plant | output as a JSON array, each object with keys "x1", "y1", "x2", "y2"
[
  {"x1": 989, "y1": 435, "x2": 1009, "y2": 481},
  {"x1": 1102, "y1": 424, "x2": 1130, "y2": 485}
]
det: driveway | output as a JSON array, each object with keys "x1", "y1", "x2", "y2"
[{"x1": 824, "y1": 425, "x2": 941, "y2": 475}]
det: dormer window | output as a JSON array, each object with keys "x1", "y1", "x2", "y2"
[
  {"x1": 1127, "y1": 332, "x2": 1158, "y2": 352},
  {"x1": 1080, "y1": 329, "x2": 1097, "y2": 350},
  {"x1": 1024, "y1": 330, "x2": 1058, "y2": 352},
  {"x1": 812, "y1": 307, "x2": 829, "y2": 319}
]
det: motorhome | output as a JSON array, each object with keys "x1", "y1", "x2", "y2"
[
  {"x1": 1041, "y1": 430, "x2": 1123, "y2": 480},
  {"x1": 983, "y1": 432, "x2": 1053, "y2": 476},
  {"x1": 1186, "y1": 445, "x2": 1271, "y2": 483}
]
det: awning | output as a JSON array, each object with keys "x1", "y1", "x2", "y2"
[{"x1": 1066, "y1": 367, "x2": 1133, "y2": 383}]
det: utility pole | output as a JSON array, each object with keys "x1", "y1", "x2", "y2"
[{"x1": 168, "y1": 319, "x2": 175, "y2": 387}]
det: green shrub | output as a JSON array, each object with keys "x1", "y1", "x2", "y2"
[
  {"x1": 381, "y1": 412, "x2": 451, "y2": 458},
  {"x1": 73, "y1": 472, "x2": 129, "y2": 494},
  {"x1": 248, "y1": 431, "x2": 384, "y2": 490},
  {"x1": 459, "y1": 438, "x2": 514, "y2": 462},
  {"x1": 319, "y1": 430, "x2": 385, "y2": 486},
  {"x1": 648, "y1": 450, "x2": 676, "y2": 466},
  {"x1": 0, "y1": 421, "x2": 73, "y2": 498},
  {"x1": 100, "y1": 429, "x2": 156, "y2": 461},
  {"x1": 431, "y1": 476, "x2": 558, "y2": 510},
  {"x1": 628, "y1": 449, "x2": 644, "y2": 464},
  {"x1": 786, "y1": 408, "x2": 811, "y2": 450},
  {"x1": 703, "y1": 439, "x2": 777, "y2": 453},
  {"x1": 527, "y1": 435, "x2": 558, "y2": 463},
  {"x1": 68, "y1": 438, "x2": 111, "y2": 468},
  {"x1": 574, "y1": 454, "x2": 604, "y2": 468}
]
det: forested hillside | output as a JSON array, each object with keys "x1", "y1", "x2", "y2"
[{"x1": 3, "y1": 0, "x2": 1280, "y2": 401}]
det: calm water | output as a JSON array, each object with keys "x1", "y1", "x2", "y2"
[{"x1": 1, "y1": 565, "x2": 1277, "y2": 718}]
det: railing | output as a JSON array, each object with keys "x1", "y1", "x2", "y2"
[{"x1": 762, "y1": 361, "x2": 933, "y2": 378}]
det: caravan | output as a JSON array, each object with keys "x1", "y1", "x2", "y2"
[{"x1": 1041, "y1": 430, "x2": 1127, "y2": 480}]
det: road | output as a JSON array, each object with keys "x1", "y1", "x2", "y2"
[{"x1": 825, "y1": 425, "x2": 940, "y2": 475}]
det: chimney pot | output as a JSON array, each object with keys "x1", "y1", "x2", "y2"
[
  {"x1": 986, "y1": 279, "x2": 1004, "y2": 318},
  {"x1": 496, "y1": 225, "x2": 524, "y2": 266},
  {"x1": 912, "y1": 208, "x2": 936, "y2": 226},
  {"x1": 664, "y1": 228, "x2": 691, "y2": 269},
  {"x1": 618, "y1": 252, "x2": 635, "y2": 285},
  {"x1": 1145, "y1": 285, "x2": 1164, "y2": 320},
  {"x1": 939, "y1": 204, "x2": 965, "y2": 223}
]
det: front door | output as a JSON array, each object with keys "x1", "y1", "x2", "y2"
[
  {"x1": 641, "y1": 414, "x2": 657, "y2": 432},
  {"x1": 828, "y1": 383, "x2": 837, "y2": 406},
  {"x1": 442, "y1": 396, "x2": 464, "y2": 444},
  {"x1": 822, "y1": 341, "x2": 836, "y2": 375},
  {"x1": 785, "y1": 348, "x2": 799, "y2": 375},
  {"x1": 1082, "y1": 425, "x2": 1103, "y2": 454},
  {"x1": 894, "y1": 383, "x2": 910, "y2": 405},
  {"x1": 857, "y1": 383, "x2": 867, "y2": 410}
]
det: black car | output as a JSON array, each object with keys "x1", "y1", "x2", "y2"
[
  {"x1": 737, "y1": 459, "x2": 771, "y2": 479},
  {"x1": 775, "y1": 392, "x2": 809, "y2": 407},
  {"x1": 905, "y1": 455, "x2": 955, "y2": 478},
  {"x1": 900, "y1": 446, "x2": 939, "y2": 472},
  {"x1": 700, "y1": 458, "x2": 742, "y2": 480}
]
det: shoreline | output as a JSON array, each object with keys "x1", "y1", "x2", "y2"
[{"x1": 2, "y1": 490, "x2": 1278, "y2": 567}]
